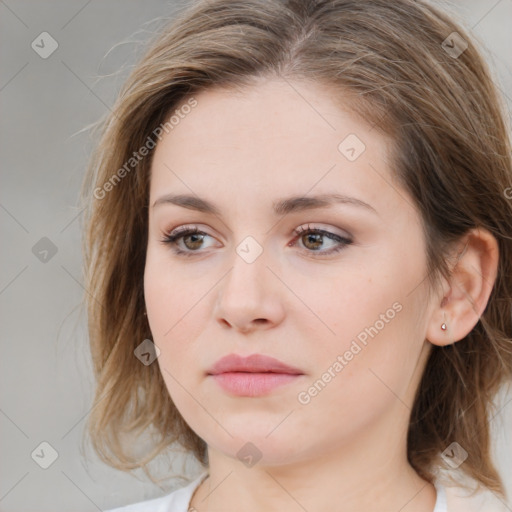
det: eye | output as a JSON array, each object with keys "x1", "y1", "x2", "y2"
[
  {"x1": 160, "y1": 224, "x2": 353, "y2": 258},
  {"x1": 291, "y1": 224, "x2": 353, "y2": 256},
  {"x1": 160, "y1": 226, "x2": 217, "y2": 257}
]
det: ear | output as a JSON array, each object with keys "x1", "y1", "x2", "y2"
[{"x1": 426, "y1": 227, "x2": 499, "y2": 347}]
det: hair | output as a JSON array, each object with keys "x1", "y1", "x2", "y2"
[{"x1": 80, "y1": 0, "x2": 512, "y2": 498}]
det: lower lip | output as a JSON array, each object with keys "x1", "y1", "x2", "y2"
[{"x1": 210, "y1": 372, "x2": 302, "y2": 396}]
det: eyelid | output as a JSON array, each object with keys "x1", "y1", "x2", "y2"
[
  {"x1": 294, "y1": 223, "x2": 351, "y2": 238},
  {"x1": 163, "y1": 222, "x2": 350, "y2": 240}
]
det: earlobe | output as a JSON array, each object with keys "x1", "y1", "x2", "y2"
[
  {"x1": 427, "y1": 309, "x2": 455, "y2": 347},
  {"x1": 426, "y1": 228, "x2": 499, "y2": 347}
]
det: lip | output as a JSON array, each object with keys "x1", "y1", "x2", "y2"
[
  {"x1": 207, "y1": 353, "x2": 304, "y2": 397},
  {"x1": 208, "y1": 353, "x2": 303, "y2": 375}
]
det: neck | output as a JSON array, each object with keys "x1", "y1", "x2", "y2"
[{"x1": 190, "y1": 424, "x2": 437, "y2": 512}]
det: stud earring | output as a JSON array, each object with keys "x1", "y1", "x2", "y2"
[{"x1": 441, "y1": 312, "x2": 447, "y2": 331}]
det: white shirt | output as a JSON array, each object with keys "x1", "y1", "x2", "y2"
[{"x1": 104, "y1": 471, "x2": 509, "y2": 511}]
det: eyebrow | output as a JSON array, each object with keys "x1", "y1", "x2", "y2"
[
  {"x1": 153, "y1": 194, "x2": 378, "y2": 217},
  {"x1": 152, "y1": 193, "x2": 378, "y2": 216}
]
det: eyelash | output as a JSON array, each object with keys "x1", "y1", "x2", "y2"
[{"x1": 160, "y1": 224, "x2": 353, "y2": 258}]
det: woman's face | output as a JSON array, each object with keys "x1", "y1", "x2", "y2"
[{"x1": 144, "y1": 78, "x2": 435, "y2": 466}]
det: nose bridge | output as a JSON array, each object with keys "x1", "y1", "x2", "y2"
[
  {"x1": 215, "y1": 231, "x2": 281, "y2": 329},
  {"x1": 225, "y1": 233, "x2": 270, "y2": 301}
]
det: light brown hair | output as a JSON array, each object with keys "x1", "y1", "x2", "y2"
[{"x1": 80, "y1": 0, "x2": 512, "y2": 496}]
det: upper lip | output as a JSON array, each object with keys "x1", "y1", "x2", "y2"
[{"x1": 208, "y1": 353, "x2": 303, "y2": 375}]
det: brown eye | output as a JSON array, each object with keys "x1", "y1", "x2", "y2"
[
  {"x1": 293, "y1": 225, "x2": 353, "y2": 256},
  {"x1": 181, "y1": 232, "x2": 205, "y2": 250},
  {"x1": 160, "y1": 227, "x2": 216, "y2": 257},
  {"x1": 301, "y1": 231, "x2": 323, "y2": 251}
]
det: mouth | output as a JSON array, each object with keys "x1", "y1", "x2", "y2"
[
  {"x1": 208, "y1": 352, "x2": 303, "y2": 375},
  {"x1": 209, "y1": 371, "x2": 303, "y2": 397},
  {"x1": 207, "y1": 353, "x2": 304, "y2": 397}
]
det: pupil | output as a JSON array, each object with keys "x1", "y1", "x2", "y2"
[
  {"x1": 305, "y1": 233, "x2": 322, "y2": 250},
  {"x1": 186, "y1": 233, "x2": 203, "y2": 249}
]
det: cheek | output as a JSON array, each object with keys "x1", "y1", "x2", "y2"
[
  {"x1": 294, "y1": 294, "x2": 421, "y2": 441},
  {"x1": 143, "y1": 252, "x2": 211, "y2": 371},
  {"x1": 143, "y1": 258, "x2": 208, "y2": 417},
  {"x1": 296, "y1": 248, "x2": 427, "y2": 396},
  {"x1": 144, "y1": 245, "x2": 194, "y2": 330},
  {"x1": 286, "y1": 257, "x2": 393, "y2": 352}
]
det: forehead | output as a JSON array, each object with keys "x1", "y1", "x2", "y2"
[{"x1": 149, "y1": 79, "x2": 400, "y2": 218}]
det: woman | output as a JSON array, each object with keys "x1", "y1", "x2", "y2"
[{"x1": 80, "y1": 0, "x2": 512, "y2": 510}]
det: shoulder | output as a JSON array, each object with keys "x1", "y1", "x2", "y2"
[
  {"x1": 435, "y1": 471, "x2": 510, "y2": 512},
  {"x1": 104, "y1": 472, "x2": 209, "y2": 512}
]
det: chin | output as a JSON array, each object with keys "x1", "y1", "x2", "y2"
[{"x1": 205, "y1": 431, "x2": 305, "y2": 468}]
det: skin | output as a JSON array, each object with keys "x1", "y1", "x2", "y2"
[{"x1": 143, "y1": 78, "x2": 499, "y2": 512}]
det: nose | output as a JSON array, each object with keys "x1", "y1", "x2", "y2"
[{"x1": 214, "y1": 244, "x2": 285, "y2": 334}]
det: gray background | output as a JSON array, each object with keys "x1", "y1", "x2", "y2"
[{"x1": 1, "y1": 0, "x2": 511, "y2": 510}]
